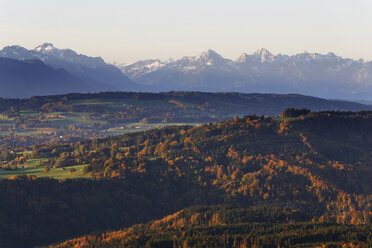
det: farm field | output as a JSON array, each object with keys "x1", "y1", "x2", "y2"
[
  {"x1": 0, "y1": 163, "x2": 88, "y2": 180},
  {"x1": 0, "y1": 92, "x2": 369, "y2": 150},
  {"x1": 0, "y1": 111, "x2": 199, "y2": 139}
]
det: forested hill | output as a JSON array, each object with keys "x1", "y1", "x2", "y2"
[
  {"x1": 1, "y1": 91, "x2": 370, "y2": 151},
  {"x1": 1, "y1": 110, "x2": 372, "y2": 247},
  {"x1": 47, "y1": 205, "x2": 372, "y2": 248},
  {"x1": 1, "y1": 91, "x2": 370, "y2": 118}
]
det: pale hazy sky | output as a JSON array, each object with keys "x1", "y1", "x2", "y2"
[{"x1": 0, "y1": 0, "x2": 371, "y2": 63}]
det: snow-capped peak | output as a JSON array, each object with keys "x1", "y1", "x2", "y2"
[
  {"x1": 253, "y1": 48, "x2": 271, "y2": 55},
  {"x1": 198, "y1": 49, "x2": 223, "y2": 61},
  {"x1": 252, "y1": 48, "x2": 275, "y2": 63},
  {"x1": 34, "y1": 43, "x2": 56, "y2": 53},
  {"x1": 236, "y1": 53, "x2": 249, "y2": 63}
]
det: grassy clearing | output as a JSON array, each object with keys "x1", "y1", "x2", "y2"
[
  {"x1": 17, "y1": 151, "x2": 32, "y2": 156},
  {"x1": 122, "y1": 99, "x2": 174, "y2": 108},
  {"x1": 149, "y1": 156, "x2": 160, "y2": 161},
  {"x1": 103, "y1": 122, "x2": 200, "y2": 136},
  {"x1": 0, "y1": 130, "x2": 46, "y2": 136},
  {"x1": 41, "y1": 112, "x2": 105, "y2": 125},
  {"x1": 26, "y1": 158, "x2": 49, "y2": 167},
  {"x1": 70, "y1": 99, "x2": 118, "y2": 105},
  {"x1": 0, "y1": 164, "x2": 89, "y2": 180},
  {"x1": 20, "y1": 111, "x2": 39, "y2": 117},
  {"x1": 0, "y1": 114, "x2": 9, "y2": 120},
  {"x1": 71, "y1": 98, "x2": 176, "y2": 109}
]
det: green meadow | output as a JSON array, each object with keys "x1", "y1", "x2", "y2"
[
  {"x1": 102, "y1": 122, "x2": 199, "y2": 136},
  {"x1": 0, "y1": 162, "x2": 89, "y2": 180}
]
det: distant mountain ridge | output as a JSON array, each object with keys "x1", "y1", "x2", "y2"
[
  {"x1": 0, "y1": 43, "x2": 142, "y2": 94},
  {"x1": 120, "y1": 49, "x2": 372, "y2": 100},
  {"x1": 1, "y1": 44, "x2": 372, "y2": 100},
  {"x1": 0, "y1": 57, "x2": 115, "y2": 98}
]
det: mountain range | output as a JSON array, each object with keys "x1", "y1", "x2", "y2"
[
  {"x1": 0, "y1": 43, "x2": 141, "y2": 97},
  {"x1": 121, "y1": 49, "x2": 372, "y2": 101},
  {"x1": 1, "y1": 44, "x2": 372, "y2": 101},
  {"x1": 0, "y1": 57, "x2": 116, "y2": 98}
]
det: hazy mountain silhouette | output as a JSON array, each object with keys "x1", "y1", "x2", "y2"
[
  {"x1": 0, "y1": 43, "x2": 143, "y2": 92},
  {"x1": 0, "y1": 57, "x2": 113, "y2": 98}
]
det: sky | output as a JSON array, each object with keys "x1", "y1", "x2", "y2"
[{"x1": 0, "y1": 0, "x2": 371, "y2": 63}]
